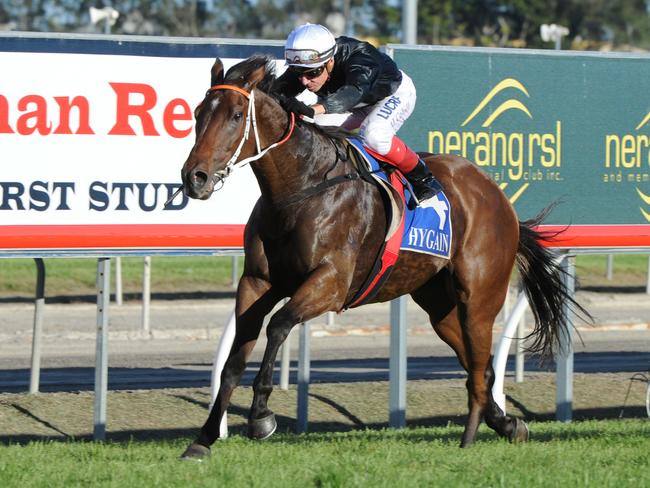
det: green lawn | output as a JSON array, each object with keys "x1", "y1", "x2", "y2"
[
  {"x1": 0, "y1": 254, "x2": 647, "y2": 299},
  {"x1": 0, "y1": 420, "x2": 648, "y2": 487},
  {"x1": 0, "y1": 256, "x2": 244, "y2": 298}
]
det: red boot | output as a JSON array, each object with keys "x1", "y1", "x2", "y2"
[{"x1": 377, "y1": 137, "x2": 440, "y2": 204}]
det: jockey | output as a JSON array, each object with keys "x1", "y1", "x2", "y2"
[{"x1": 272, "y1": 23, "x2": 440, "y2": 205}]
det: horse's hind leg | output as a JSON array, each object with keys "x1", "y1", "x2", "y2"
[
  {"x1": 411, "y1": 270, "x2": 527, "y2": 447},
  {"x1": 182, "y1": 276, "x2": 279, "y2": 459},
  {"x1": 482, "y1": 362, "x2": 528, "y2": 443}
]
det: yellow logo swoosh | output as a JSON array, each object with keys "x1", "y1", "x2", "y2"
[
  {"x1": 498, "y1": 182, "x2": 530, "y2": 204},
  {"x1": 638, "y1": 188, "x2": 650, "y2": 222},
  {"x1": 635, "y1": 111, "x2": 650, "y2": 131},
  {"x1": 637, "y1": 187, "x2": 650, "y2": 205},
  {"x1": 461, "y1": 78, "x2": 531, "y2": 127},
  {"x1": 482, "y1": 100, "x2": 532, "y2": 127}
]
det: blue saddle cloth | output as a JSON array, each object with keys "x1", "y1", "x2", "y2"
[{"x1": 348, "y1": 138, "x2": 452, "y2": 259}]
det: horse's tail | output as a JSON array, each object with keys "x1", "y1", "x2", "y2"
[{"x1": 515, "y1": 207, "x2": 592, "y2": 359}]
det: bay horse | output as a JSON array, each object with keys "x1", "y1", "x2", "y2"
[{"x1": 179, "y1": 55, "x2": 584, "y2": 459}]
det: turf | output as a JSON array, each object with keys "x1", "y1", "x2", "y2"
[{"x1": 0, "y1": 420, "x2": 647, "y2": 487}]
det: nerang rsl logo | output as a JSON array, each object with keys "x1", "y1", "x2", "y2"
[
  {"x1": 603, "y1": 110, "x2": 650, "y2": 222},
  {"x1": 428, "y1": 78, "x2": 562, "y2": 203}
]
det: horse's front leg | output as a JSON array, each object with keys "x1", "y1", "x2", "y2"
[
  {"x1": 247, "y1": 265, "x2": 347, "y2": 439},
  {"x1": 181, "y1": 276, "x2": 280, "y2": 460}
]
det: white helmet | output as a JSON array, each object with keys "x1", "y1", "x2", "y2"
[{"x1": 285, "y1": 23, "x2": 336, "y2": 68}]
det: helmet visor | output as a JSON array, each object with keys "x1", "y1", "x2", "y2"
[{"x1": 285, "y1": 45, "x2": 335, "y2": 67}]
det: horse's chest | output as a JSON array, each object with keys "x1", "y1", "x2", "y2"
[{"x1": 261, "y1": 230, "x2": 319, "y2": 278}]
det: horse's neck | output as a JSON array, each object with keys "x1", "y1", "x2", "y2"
[{"x1": 252, "y1": 123, "x2": 339, "y2": 206}]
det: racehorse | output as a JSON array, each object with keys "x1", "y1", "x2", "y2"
[{"x1": 178, "y1": 55, "x2": 586, "y2": 459}]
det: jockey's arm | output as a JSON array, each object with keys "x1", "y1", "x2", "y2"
[
  {"x1": 321, "y1": 53, "x2": 379, "y2": 113},
  {"x1": 271, "y1": 70, "x2": 303, "y2": 98}
]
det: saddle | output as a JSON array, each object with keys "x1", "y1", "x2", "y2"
[{"x1": 341, "y1": 139, "x2": 452, "y2": 309}]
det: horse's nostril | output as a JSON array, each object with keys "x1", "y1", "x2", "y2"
[{"x1": 192, "y1": 170, "x2": 209, "y2": 189}]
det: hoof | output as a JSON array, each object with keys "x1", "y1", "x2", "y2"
[
  {"x1": 509, "y1": 418, "x2": 529, "y2": 443},
  {"x1": 180, "y1": 442, "x2": 211, "y2": 461},
  {"x1": 248, "y1": 413, "x2": 277, "y2": 440}
]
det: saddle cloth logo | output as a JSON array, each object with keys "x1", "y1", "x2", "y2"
[
  {"x1": 348, "y1": 138, "x2": 452, "y2": 259},
  {"x1": 401, "y1": 190, "x2": 452, "y2": 259}
]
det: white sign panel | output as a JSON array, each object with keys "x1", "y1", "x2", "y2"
[
  {"x1": 0, "y1": 38, "x2": 285, "y2": 252},
  {"x1": 1, "y1": 52, "x2": 258, "y2": 225}
]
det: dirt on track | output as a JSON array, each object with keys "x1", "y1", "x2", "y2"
[
  {"x1": 1, "y1": 287, "x2": 648, "y2": 445},
  {"x1": 1, "y1": 372, "x2": 647, "y2": 445}
]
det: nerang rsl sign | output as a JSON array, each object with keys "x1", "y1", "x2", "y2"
[{"x1": 389, "y1": 45, "x2": 650, "y2": 227}]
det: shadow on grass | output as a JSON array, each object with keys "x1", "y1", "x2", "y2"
[
  {"x1": 9, "y1": 403, "x2": 73, "y2": 440},
  {"x1": 577, "y1": 285, "x2": 647, "y2": 294},
  {"x1": 505, "y1": 394, "x2": 648, "y2": 422},
  {"x1": 2, "y1": 401, "x2": 647, "y2": 447},
  {"x1": 2, "y1": 417, "x2": 647, "y2": 448}
]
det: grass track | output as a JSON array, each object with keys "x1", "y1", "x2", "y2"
[
  {"x1": 0, "y1": 420, "x2": 648, "y2": 487},
  {"x1": 0, "y1": 254, "x2": 648, "y2": 299}
]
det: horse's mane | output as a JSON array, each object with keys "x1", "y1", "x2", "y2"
[
  {"x1": 224, "y1": 55, "x2": 277, "y2": 93},
  {"x1": 226, "y1": 55, "x2": 351, "y2": 143}
]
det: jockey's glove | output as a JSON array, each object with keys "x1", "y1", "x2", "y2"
[{"x1": 277, "y1": 94, "x2": 315, "y2": 122}]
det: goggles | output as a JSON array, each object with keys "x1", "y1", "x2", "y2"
[
  {"x1": 289, "y1": 65, "x2": 326, "y2": 80},
  {"x1": 285, "y1": 45, "x2": 335, "y2": 67}
]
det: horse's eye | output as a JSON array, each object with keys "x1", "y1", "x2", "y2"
[{"x1": 233, "y1": 112, "x2": 243, "y2": 121}]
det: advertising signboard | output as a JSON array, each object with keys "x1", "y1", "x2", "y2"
[
  {"x1": 389, "y1": 45, "x2": 650, "y2": 247},
  {"x1": 0, "y1": 34, "x2": 283, "y2": 254},
  {"x1": 3, "y1": 37, "x2": 649, "y2": 252}
]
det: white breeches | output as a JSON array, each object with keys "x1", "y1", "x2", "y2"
[{"x1": 340, "y1": 71, "x2": 417, "y2": 155}]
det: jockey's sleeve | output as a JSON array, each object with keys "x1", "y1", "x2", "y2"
[
  {"x1": 322, "y1": 51, "x2": 380, "y2": 113},
  {"x1": 321, "y1": 85, "x2": 364, "y2": 113}
]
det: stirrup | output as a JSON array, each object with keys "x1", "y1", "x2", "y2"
[{"x1": 408, "y1": 177, "x2": 442, "y2": 209}]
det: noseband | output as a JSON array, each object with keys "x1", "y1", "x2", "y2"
[{"x1": 204, "y1": 84, "x2": 295, "y2": 186}]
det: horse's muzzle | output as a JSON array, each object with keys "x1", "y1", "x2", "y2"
[{"x1": 184, "y1": 168, "x2": 214, "y2": 200}]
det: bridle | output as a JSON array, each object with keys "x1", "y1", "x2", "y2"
[
  {"x1": 203, "y1": 85, "x2": 362, "y2": 211},
  {"x1": 202, "y1": 84, "x2": 295, "y2": 187},
  {"x1": 168, "y1": 81, "x2": 359, "y2": 210},
  {"x1": 166, "y1": 84, "x2": 295, "y2": 207}
]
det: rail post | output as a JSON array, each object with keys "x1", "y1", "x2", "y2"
[
  {"x1": 29, "y1": 258, "x2": 46, "y2": 394},
  {"x1": 555, "y1": 255, "x2": 575, "y2": 422},
  {"x1": 389, "y1": 295, "x2": 407, "y2": 428},
  {"x1": 93, "y1": 257, "x2": 111, "y2": 440}
]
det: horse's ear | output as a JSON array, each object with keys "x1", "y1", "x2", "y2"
[
  {"x1": 211, "y1": 58, "x2": 224, "y2": 86},
  {"x1": 243, "y1": 64, "x2": 267, "y2": 92}
]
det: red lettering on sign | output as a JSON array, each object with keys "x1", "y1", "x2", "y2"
[
  {"x1": 53, "y1": 96, "x2": 95, "y2": 135},
  {"x1": 163, "y1": 98, "x2": 192, "y2": 138},
  {"x1": 0, "y1": 95, "x2": 14, "y2": 133},
  {"x1": 108, "y1": 82, "x2": 160, "y2": 136},
  {"x1": 17, "y1": 95, "x2": 52, "y2": 135}
]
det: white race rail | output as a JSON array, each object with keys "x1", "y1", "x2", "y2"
[{"x1": 491, "y1": 291, "x2": 530, "y2": 413}]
